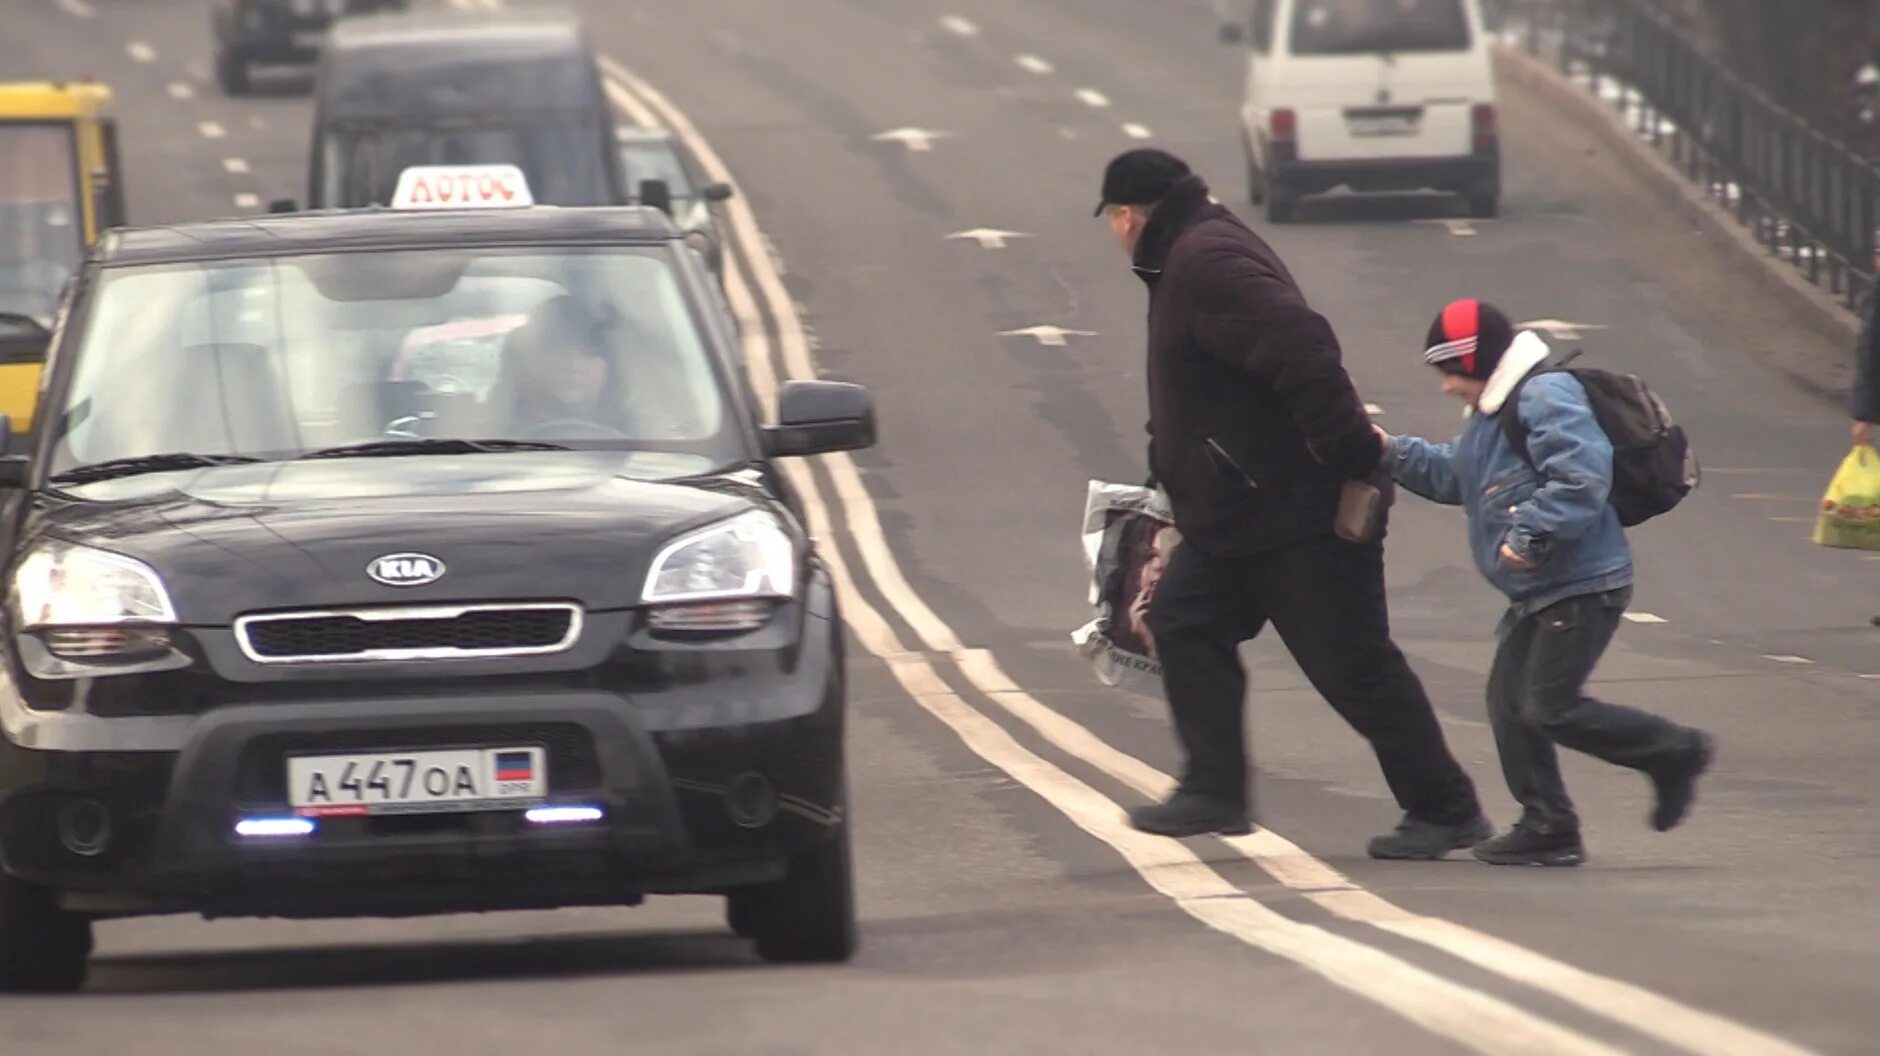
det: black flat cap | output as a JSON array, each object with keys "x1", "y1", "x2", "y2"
[{"x1": 1093, "y1": 148, "x2": 1192, "y2": 216}]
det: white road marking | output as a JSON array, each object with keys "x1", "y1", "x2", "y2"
[
  {"x1": 1416, "y1": 218, "x2": 1479, "y2": 236},
  {"x1": 1000, "y1": 325, "x2": 1097, "y2": 347},
  {"x1": 56, "y1": 0, "x2": 95, "y2": 18},
  {"x1": 1121, "y1": 122, "x2": 1154, "y2": 140},
  {"x1": 604, "y1": 60, "x2": 1827, "y2": 1056},
  {"x1": 871, "y1": 127, "x2": 952, "y2": 152},
  {"x1": 601, "y1": 76, "x2": 660, "y2": 130},
  {"x1": 940, "y1": 14, "x2": 979, "y2": 37},
  {"x1": 1015, "y1": 54, "x2": 1054, "y2": 75},
  {"x1": 1364, "y1": 403, "x2": 1385, "y2": 415},
  {"x1": 1763, "y1": 654, "x2": 1815, "y2": 665},
  {"x1": 127, "y1": 42, "x2": 157, "y2": 64},
  {"x1": 1623, "y1": 612, "x2": 1668, "y2": 624},
  {"x1": 198, "y1": 121, "x2": 227, "y2": 140},
  {"x1": 167, "y1": 82, "x2": 196, "y2": 101},
  {"x1": 1520, "y1": 318, "x2": 1609, "y2": 342},
  {"x1": 234, "y1": 193, "x2": 260, "y2": 210},
  {"x1": 1730, "y1": 493, "x2": 1811, "y2": 501},
  {"x1": 1075, "y1": 88, "x2": 1112, "y2": 108},
  {"x1": 947, "y1": 228, "x2": 1031, "y2": 249},
  {"x1": 223, "y1": 158, "x2": 251, "y2": 175}
]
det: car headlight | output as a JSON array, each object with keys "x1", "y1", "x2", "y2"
[
  {"x1": 642, "y1": 511, "x2": 795, "y2": 633},
  {"x1": 11, "y1": 543, "x2": 179, "y2": 666},
  {"x1": 12, "y1": 543, "x2": 177, "y2": 629}
]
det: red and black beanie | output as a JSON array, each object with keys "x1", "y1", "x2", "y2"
[{"x1": 1422, "y1": 299, "x2": 1515, "y2": 380}]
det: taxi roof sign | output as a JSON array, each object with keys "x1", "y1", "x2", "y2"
[{"x1": 391, "y1": 164, "x2": 534, "y2": 210}]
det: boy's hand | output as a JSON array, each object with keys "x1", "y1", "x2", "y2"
[{"x1": 1499, "y1": 543, "x2": 1536, "y2": 570}]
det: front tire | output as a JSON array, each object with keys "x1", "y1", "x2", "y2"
[
  {"x1": 216, "y1": 50, "x2": 251, "y2": 95},
  {"x1": 748, "y1": 812, "x2": 856, "y2": 964},
  {"x1": 0, "y1": 874, "x2": 92, "y2": 993}
]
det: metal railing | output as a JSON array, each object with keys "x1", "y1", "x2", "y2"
[{"x1": 1488, "y1": 0, "x2": 1880, "y2": 311}]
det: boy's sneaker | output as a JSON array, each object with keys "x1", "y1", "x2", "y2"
[
  {"x1": 1472, "y1": 825, "x2": 1586, "y2": 867},
  {"x1": 1366, "y1": 814, "x2": 1494, "y2": 860},
  {"x1": 1649, "y1": 731, "x2": 1715, "y2": 832}
]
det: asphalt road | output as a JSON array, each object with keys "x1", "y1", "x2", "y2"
[{"x1": 4, "y1": 1, "x2": 1879, "y2": 1054}]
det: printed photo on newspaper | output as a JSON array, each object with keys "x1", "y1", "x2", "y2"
[{"x1": 1071, "y1": 480, "x2": 1180, "y2": 693}]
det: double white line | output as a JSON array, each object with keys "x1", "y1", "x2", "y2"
[{"x1": 596, "y1": 53, "x2": 1814, "y2": 1056}]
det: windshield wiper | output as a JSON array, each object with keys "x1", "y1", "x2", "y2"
[
  {"x1": 297, "y1": 438, "x2": 572, "y2": 461},
  {"x1": 0, "y1": 311, "x2": 50, "y2": 336},
  {"x1": 50, "y1": 452, "x2": 264, "y2": 485}
]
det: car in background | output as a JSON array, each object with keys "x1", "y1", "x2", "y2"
[
  {"x1": 0, "y1": 166, "x2": 873, "y2": 991},
  {"x1": 302, "y1": 8, "x2": 626, "y2": 209},
  {"x1": 1221, "y1": 0, "x2": 1500, "y2": 222},
  {"x1": 616, "y1": 127, "x2": 735, "y2": 280},
  {"x1": 212, "y1": 0, "x2": 409, "y2": 96}
]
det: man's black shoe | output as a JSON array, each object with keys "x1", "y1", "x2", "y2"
[
  {"x1": 1127, "y1": 792, "x2": 1252, "y2": 837},
  {"x1": 1650, "y1": 731, "x2": 1715, "y2": 832},
  {"x1": 1366, "y1": 814, "x2": 1493, "y2": 860},
  {"x1": 1473, "y1": 825, "x2": 1586, "y2": 867}
]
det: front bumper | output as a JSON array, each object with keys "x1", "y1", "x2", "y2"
[
  {"x1": 1275, "y1": 152, "x2": 1499, "y2": 196},
  {"x1": 0, "y1": 591, "x2": 845, "y2": 918}
]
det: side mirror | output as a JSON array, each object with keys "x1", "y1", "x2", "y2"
[
  {"x1": 762, "y1": 380, "x2": 876, "y2": 458},
  {"x1": 638, "y1": 178, "x2": 674, "y2": 217},
  {"x1": 1219, "y1": 21, "x2": 1245, "y2": 44},
  {"x1": 702, "y1": 181, "x2": 735, "y2": 202},
  {"x1": 267, "y1": 198, "x2": 298, "y2": 214}
]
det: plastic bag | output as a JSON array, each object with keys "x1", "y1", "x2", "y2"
[
  {"x1": 1812, "y1": 446, "x2": 1880, "y2": 551},
  {"x1": 1070, "y1": 480, "x2": 1181, "y2": 691}
]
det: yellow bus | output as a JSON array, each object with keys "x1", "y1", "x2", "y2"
[{"x1": 0, "y1": 81, "x2": 125, "y2": 442}]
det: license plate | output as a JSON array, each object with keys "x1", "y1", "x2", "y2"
[
  {"x1": 288, "y1": 747, "x2": 547, "y2": 817},
  {"x1": 1348, "y1": 115, "x2": 1419, "y2": 137}
]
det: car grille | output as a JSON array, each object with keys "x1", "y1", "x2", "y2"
[
  {"x1": 234, "y1": 722, "x2": 603, "y2": 804},
  {"x1": 235, "y1": 604, "x2": 581, "y2": 664}
]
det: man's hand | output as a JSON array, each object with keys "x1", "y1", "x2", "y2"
[
  {"x1": 1856, "y1": 420, "x2": 1875, "y2": 449},
  {"x1": 1499, "y1": 543, "x2": 1536, "y2": 570}
]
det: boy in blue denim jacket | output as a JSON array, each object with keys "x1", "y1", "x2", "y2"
[{"x1": 1377, "y1": 300, "x2": 1714, "y2": 866}]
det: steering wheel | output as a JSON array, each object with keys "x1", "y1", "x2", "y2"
[{"x1": 520, "y1": 419, "x2": 629, "y2": 441}]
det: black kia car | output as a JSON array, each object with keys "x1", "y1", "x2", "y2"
[
  {"x1": 0, "y1": 173, "x2": 875, "y2": 990},
  {"x1": 212, "y1": 0, "x2": 409, "y2": 95}
]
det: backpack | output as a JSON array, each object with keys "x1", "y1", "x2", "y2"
[{"x1": 1501, "y1": 350, "x2": 1699, "y2": 527}]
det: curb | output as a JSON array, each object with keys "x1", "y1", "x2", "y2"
[{"x1": 1493, "y1": 45, "x2": 1858, "y2": 400}]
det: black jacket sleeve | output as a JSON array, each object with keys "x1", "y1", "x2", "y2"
[
  {"x1": 1855, "y1": 285, "x2": 1880, "y2": 424},
  {"x1": 1186, "y1": 247, "x2": 1383, "y2": 478}
]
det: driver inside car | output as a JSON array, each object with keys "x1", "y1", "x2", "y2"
[{"x1": 492, "y1": 294, "x2": 627, "y2": 437}]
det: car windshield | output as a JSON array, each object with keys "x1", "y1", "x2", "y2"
[
  {"x1": 324, "y1": 123, "x2": 613, "y2": 207},
  {"x1": 619, "y1": 139, "x2": 695, "y2": 203},
  {"x1": 48, "y1": 246, "x2": 744, "y2": 480},
  {"x1": 1289, "y1": 0, "x2": 1470, "y2": 55},
  {"x1": 0, "y1": 123, "x2": 86, "y2": 325}
]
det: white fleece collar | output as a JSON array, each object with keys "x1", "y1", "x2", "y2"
[{"x1": 1476, "y1": 331, "x2": 1551, "y2": 415}]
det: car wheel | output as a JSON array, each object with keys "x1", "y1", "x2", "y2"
[
  {"x1": 1243, "y1": 137, "x2": 1265, "y2": 206},
  {"x1": 748, "y1": 810, "x2": 856, "y2": 964},
  {"x1": 0, "y1": 874, "x2": 92, "y2": 993},
  {"x1": 216, "y1": 51, "x2": 251, "y2": 96},
  {"x1": 725, "y1": 890, "x2": 759, "y2": 938},
  {"x1": 1265, "y1": 186, "x2": 1298, "y2": 224}
]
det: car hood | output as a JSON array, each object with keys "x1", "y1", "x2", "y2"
[{"x1": 30, "y1": 452, "x2": 770, "y2": 622}]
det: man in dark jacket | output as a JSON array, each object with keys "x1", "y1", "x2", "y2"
[
  {"x1": 1855, "y1": 237, "x2": 1879, "y2": 626},
  {"x1": 1096, "y1": 149, "x2": 1490, "y2": 858}
]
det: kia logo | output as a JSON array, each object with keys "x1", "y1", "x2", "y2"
[{"x1": 368, "y1": 553, "x2": 446, "y2": 587}]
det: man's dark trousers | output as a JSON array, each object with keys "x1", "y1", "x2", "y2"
[{"x1": 1146, "y1": 533, "x2": 1480, "y2": 823}]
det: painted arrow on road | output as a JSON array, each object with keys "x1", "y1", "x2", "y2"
[
  {"x1": 1000, "y1": 326, "x2": 1097, "y2": 347},
  {"x1": 1519, "y1": 318, "x2": 1609, "y2": 342},
  {"x1": 872, "y1": 128, "x2": 953, "y2": 152},
  {"x1": 948, "y1": 228, "x2": 1033, "y2": 249}
]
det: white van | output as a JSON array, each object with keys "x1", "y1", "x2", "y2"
[{"x1": 1220, "y1": 0, "x2": 1500, "y2": 223}]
